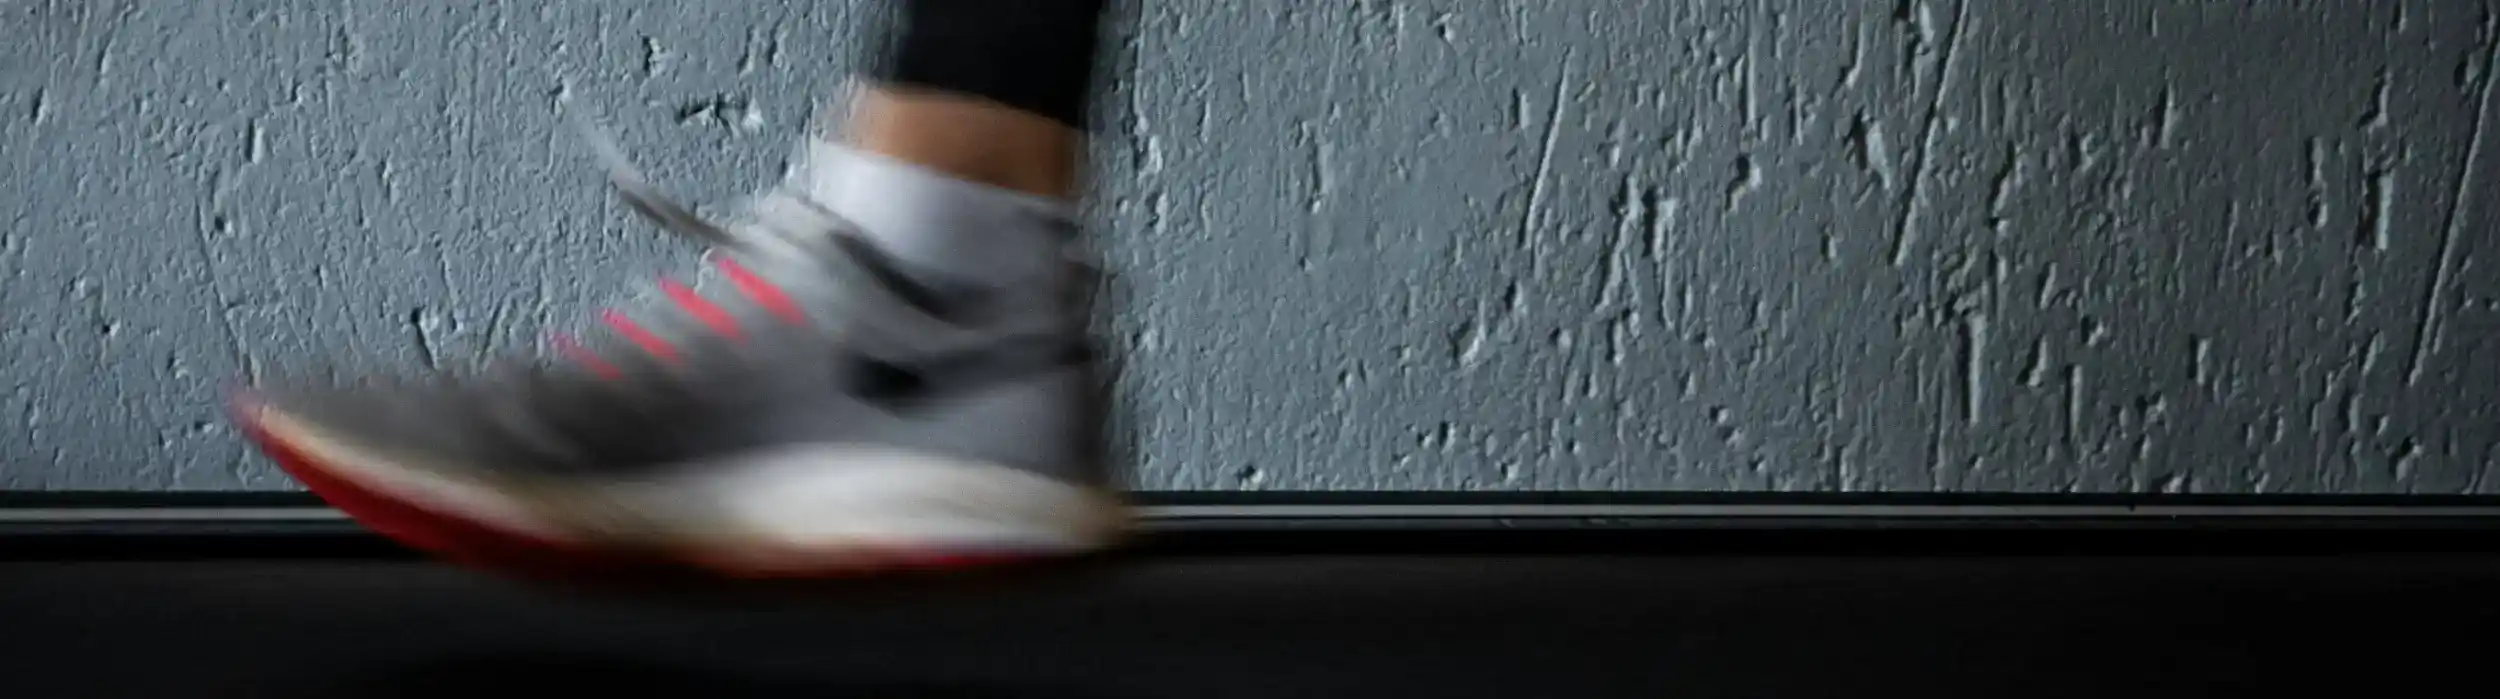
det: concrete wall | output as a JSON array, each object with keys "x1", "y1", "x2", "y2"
[{"x1": 3, "y1": 0, "x2": 2496, "y2": 492}]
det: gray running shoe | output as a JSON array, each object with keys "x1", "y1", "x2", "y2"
[{"x1": 234, "y1": 136, "x2": 1130, "y2": 577}]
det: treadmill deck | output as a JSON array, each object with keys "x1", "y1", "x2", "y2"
[{"x1": 5, "y1": 551, "x2": 2498, "y2": 698}]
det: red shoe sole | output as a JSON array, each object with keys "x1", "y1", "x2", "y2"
[{"x1": 228, "y1": 394, "x2": 1050, "y2": 582}]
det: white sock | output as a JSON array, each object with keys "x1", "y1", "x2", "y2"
[{"x1": 790, "y1": 139, "x2": 1077, "y2": 289}]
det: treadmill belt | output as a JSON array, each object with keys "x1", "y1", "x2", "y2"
[{"x1": 5, "y1": 552, "x2": 2499, "y2": 698}]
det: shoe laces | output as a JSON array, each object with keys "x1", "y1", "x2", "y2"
[{"x1": 552, "y1": 111, "x2": 1026, "y2": 379}]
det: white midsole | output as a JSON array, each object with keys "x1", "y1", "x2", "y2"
[{"x1": 252, "y1": 407, "x2": 1132, "y2": 557}]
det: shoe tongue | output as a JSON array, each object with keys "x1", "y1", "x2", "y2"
[
  {"x1": 735, "y1": 190, "x2": 847, "y2": 248},
  {"x1": 729, "y1": 189, "x2": 1006, "y2": 306}
]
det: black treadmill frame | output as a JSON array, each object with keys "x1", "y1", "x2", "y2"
[{"x1": 8, "y1": 490, "x2": 2500, "y2": 559}]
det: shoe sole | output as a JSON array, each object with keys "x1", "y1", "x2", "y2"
[{"x1": 228, "y1": 393, "x2": 1131, "y2": 580}]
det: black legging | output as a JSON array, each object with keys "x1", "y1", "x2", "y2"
[{"x1": 868, "y1": 0, "x2": 1109, "y2": 130}]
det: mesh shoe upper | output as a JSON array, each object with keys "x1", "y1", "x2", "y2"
[{"x1": 252, "y1": 124, "x2": 1110, "y2": 489}]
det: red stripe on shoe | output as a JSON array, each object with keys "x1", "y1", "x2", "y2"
[
  {"x1": 658, "y1": 278, "x2": 743, "y2": 341},
  {"x1": 548, "y1": 333, "x2": 624, "y2": 380},
  {"x1": 599, "y1": 310, "x2": 682, "y2": 364},
  {"x1": 714, "y1": 258, "x2": 808, "y2": 325}
]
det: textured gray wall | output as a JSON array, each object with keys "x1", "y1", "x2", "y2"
[{"x1": 3, "y1": 0, "x2": 2496, "y2": 492}]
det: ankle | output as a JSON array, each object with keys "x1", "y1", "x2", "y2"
[{"x1": 822, "y1": 84, "x2": 1085, "y2": 199}]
